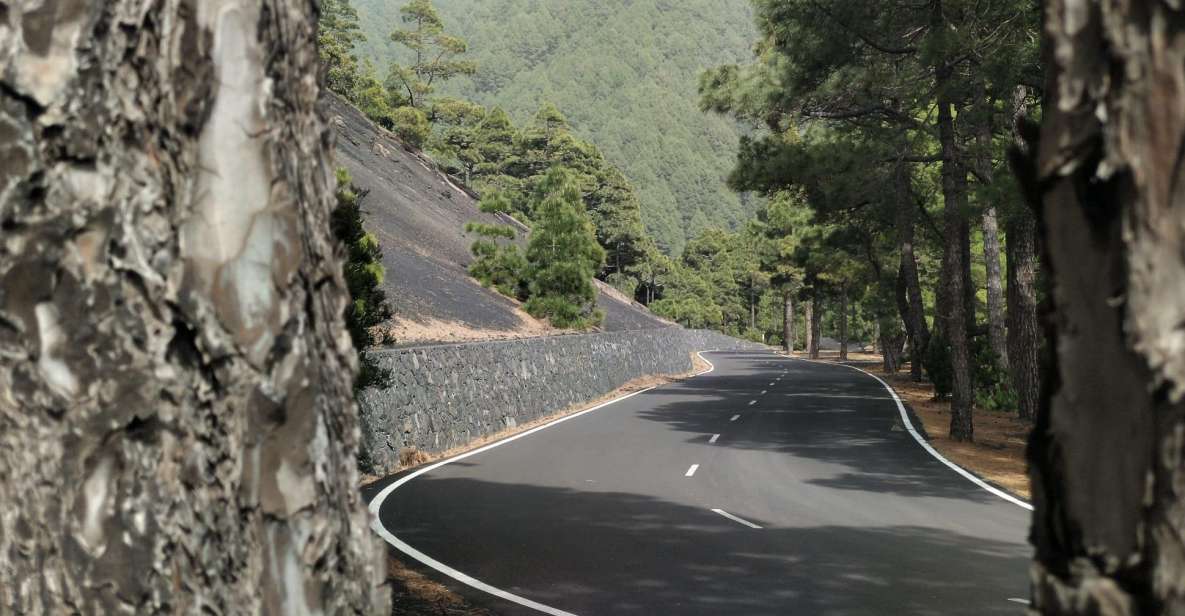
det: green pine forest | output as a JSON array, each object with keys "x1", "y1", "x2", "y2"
[
  {"x1": 349, "y1": 0, "x2": 758, "y2": 256},
  {"x1": 321, "y1": 0, "x2": 1046, "y2": 443}
]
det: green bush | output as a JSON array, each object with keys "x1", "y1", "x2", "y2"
[
  {"x1": 972, "y1": 337, "x2": 1018, "y2": 412},
  {"x1": 391, "y1": 106, "x2": 431, "y2": 148},
  {"x1": 331, "y1": 168, "x2": 392, "y2": 390},
  {"x1": 924, "y1": 333, "x2": 953, "y2": 399}
]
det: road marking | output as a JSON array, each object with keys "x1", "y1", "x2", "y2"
[
  {"x1": 748, "y1": 399, "x2": 757, "y2": 406},
  {"x1": 685, "y1": 464, "x2": 699, "y2": 477},
  {"x1": 709, "y1": 434, "x2": 720, "y2": 443},
  {"x1": 782, "y1": 356, "x2": 1034, "y2": 511},
  {"x1": 711, "y1": 508, "x2": 763, "y2": 529},
  {"x1": 730, "y1": 414, "x2": 740, "y2": 422},
  {"x1": 1006, "y1": 598, "x2": 1030, "y2": 605},
  {"x1": 369, "y1": 350, "x2": 722, "y2": 616},
  {"x1": 761, "y1": 390, "x2": 768, "y2": 395},
  {"x1": 768, "y1": 382, "x2": 775, "y2": 386}
]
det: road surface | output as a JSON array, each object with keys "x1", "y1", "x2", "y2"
[{"x1": 367, "y1": 350, "x2": 1031, "y2": 615}]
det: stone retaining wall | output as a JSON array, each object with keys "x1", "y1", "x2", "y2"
[{"x1": 357, "y1": 328, "x2": 765, "y2": 474}]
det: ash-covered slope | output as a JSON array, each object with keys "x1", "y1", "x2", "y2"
[{"x1": 326, "y1": 94, "x2": 670, "y2": 344}]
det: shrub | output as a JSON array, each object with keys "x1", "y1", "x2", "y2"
[
  {"x1": 330, "y1": 168, "x2": 392, "y2": 390},
  {"x1": 972, "y1": 337, "x2": 1018, "y2": 411},
  {"x1": 924, "y1": 333, "x2": 953, "y2": 399},
  {"x1": 391, "y1": 106, "x2": 431, "y2": 148}
]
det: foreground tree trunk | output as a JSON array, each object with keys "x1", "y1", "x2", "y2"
[
  {"x1": 1027, "y1": 1, "x2": 1185, "y2": 611},
  {"x1": 0, "y1": 3, "x2": 386, "y2": 612},
  {"x1": 783, "y1": 290, "x2": 795, "y2": 352}
]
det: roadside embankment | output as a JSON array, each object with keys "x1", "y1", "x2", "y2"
[{"x1": 358, "y1": 328, "x2": 764, "y2": 475}]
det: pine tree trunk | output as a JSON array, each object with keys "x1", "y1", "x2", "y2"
[
  {"x1": 895, "y1": 158, "x2": 929, "y2": 381},
  {"x1": 1006, "y1": 86, "x2": 1040, "y2": 423},
  {"x1": 934, "y1": 13, "x2": 974, "y2": 441},
  {"x1": 808, "y1": 293, "x2": 821, "y2": 359},
  {"x1": 1006, "y1": 214, "x2": 1040, "y2": 422},
  {"x1": 983, "y1": 207, "x2": 1009, "y2": 368},
  {"x1": 0, "y1": 3, "x2": 387, "y2": 612},
  {"x1": 839, "y1": 283, "x2": 849, "y2": 361},
  {"x1": 1027, "y1": 2, "x2": 1185, "y2": 611},
  {"x1": 975, "y1": 109, "x2": 1009, "y2": 370},
  {"x1": 783, "y1": 290, "x2": 795, "y2": 353}
]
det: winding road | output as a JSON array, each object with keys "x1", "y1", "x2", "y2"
[{"x1": 365, "y1": 350, "x2": 1031, "y2": 615}]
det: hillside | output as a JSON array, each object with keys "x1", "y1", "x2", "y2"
[
  {"x1": 350, "y1": 0, "x2": 758, "y2": 255},
  {"x1": 327, "y1": 93, "x2": 670, "y2": 344}
]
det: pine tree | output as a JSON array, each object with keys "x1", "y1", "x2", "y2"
[
  {"x1": 524, "y1": 168, "x2": 606, "y2": 328},
  {"x1": 388, "y1": 0, "x2": 476, "y2": 109},
  {"x1": 330, "y1": 169, "x2": 393, "y2": 389}
]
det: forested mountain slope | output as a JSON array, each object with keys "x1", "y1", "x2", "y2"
[
  {"x1": 351, "y1": 0, "x2": 757, "y2": 255},
  {"x1": 327, "y1": 93, "x2": 669, "y2": 343}
]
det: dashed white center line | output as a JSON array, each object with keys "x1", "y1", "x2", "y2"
[
  {"x1": 685, "y1": 464, "x2": 699, "y2": 477},
  {"x1": 761, "y1": 390, "x2": 768, "y2": 395},
  {"x1": 709, "y1": 434, "x2": 720, "y2": 444},
  {"x1": 768, "y1": 382, "x2": 775, "y2": 386},
  {"x1": 748, "y1": 400, "x2": 757, "y2": 406},
  {"x1": 730, "y1": 414, "x2": 741, "y2": 422},
  {"x1": 711, "y1": 508, "x2": 763, "y2": 529},
  {"x1": 1006, "y1": 598, "x2": 1030, "y2": 606}
]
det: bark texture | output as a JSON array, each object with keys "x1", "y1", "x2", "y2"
[
  {"x1": 0, "y1": 2, "x2": 387, "y2": 613},
  {"x1": 1006, "y1": 213, "x2": 1040, "y2": 421},
  {"x1": 982, "y1": 206, "x2": 1009, "y2": 368},
  {"x1": 1028, "y1": 0, "x2": 1185, "y2": 612}
]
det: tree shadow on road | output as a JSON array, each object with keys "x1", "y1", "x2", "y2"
[
  {"x1": 381, "y1": 476, "x2": 1030, "y2": 616},
  {"x1": 631, "y1": 352, "x2": 999, "y2": 503}
]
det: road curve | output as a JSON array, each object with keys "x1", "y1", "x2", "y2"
[{"x1": 366, "y1": 350, "x2": 1031, "y2": 615}]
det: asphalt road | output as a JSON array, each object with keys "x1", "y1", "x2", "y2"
[{"x1": 368, "y1": 350, "x2": 1032, "y2": 615}]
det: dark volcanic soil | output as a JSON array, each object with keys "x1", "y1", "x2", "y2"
[{"x1": 326, "y1": 93, "x2": 670, "y2": 343}]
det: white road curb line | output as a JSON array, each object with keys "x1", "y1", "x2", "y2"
[
  {"x1": 368, "y1": 349, "x2": 723, "y2": 615},
  {"x1": 782, "y1": 355, "x2": 1033, "y2": 511}
]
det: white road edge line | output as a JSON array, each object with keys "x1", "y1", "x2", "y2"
[
  {"x1": 368, "y1": 351, "x2": 721, "y2": 616},
  {"x1": 1006, "y1": 598, "x2": 1030, "y2": 605},
  {"x1": 730, "y1": 414, "x2": 741, "y2": 422},
  {"x1": 709, "y1": 434, "x2": 720, "y2": 443},
  {"x1": 711, "y1": 508, "x2": 763, "y2": 529},
  {"x1": 685, "y1": 464, "x2": 700, "y2": 477},
  {"x1": 785, "y1": 355, "x2": 1034, "y2": 511}
]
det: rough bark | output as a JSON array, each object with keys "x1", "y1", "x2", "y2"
[
  {"x1": 975, "y1": 109, "x2": 1010, "y2": 370},
  {"x1": 894, "y1": 159, "x2": 930, "y2": 381},
  {"x1": 0, "y1": 2, "x2": 387, "y2": 613},
  {"x1": 839, "y1": 283, "x2": 849, "y2": 360},
  {"x1": 1006, "y1": 85, "x2": 1040, "y2": 423},
  {"x1": 933, "y1": 2, "x2": 974, "y2": 441},
  {"x1": 1006, "y1": 213, "x2": 1040, "y2": 422},
  {"x1": 1027, "y1": 1, "x2": 1185, "y2": 612},
  {"x1": 783, "y1": 290, "x2": 795, "y2": 353},
  {"x1": 982, "y1": 206, "x2": 1009, "y2": 367}
]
